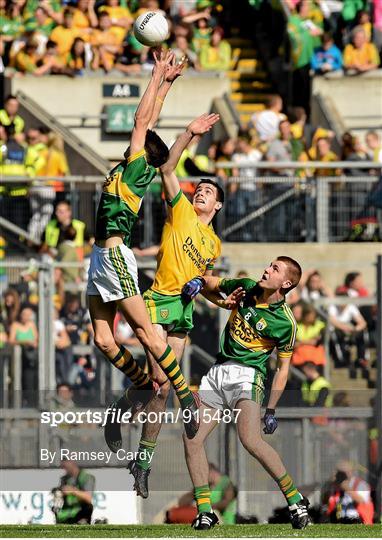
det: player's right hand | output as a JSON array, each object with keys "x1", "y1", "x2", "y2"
[
  {"x1": 181, "y1": 276, "x2": 205, "y2": 303},
  {"x1": 187, "y1": 113, "x2": 220, "y2": 137}
]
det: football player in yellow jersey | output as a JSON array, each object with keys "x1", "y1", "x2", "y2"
[{"x1": 127, "y1": 113, "x2": 242, "y2": 498}]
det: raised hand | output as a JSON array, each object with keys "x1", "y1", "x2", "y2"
[
  {"x1": 152, "y1": 48, "x2": 175, "y2": 78},
  {"x1": 223, "y1": 287, "x2": 246, "y2": 309},
  {"x1": 165, "y1": 54, "x2": 187, "y2": 83},
  {"x1": 187, "y1": 113, "x2": 220, "y2": 136}
]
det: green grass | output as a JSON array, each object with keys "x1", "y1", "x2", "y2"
[{"x1": 0, "y1": 524, "x2": 381, "y2": 538}]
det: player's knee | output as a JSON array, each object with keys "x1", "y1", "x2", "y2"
[
  {"x1": 240, "y1": 434, "x2": 263, "y2": 457},
  {"x1": 135, "y1": 326, "x2": 156, "y2": 349},
  {"x1": 94, "y1": 334, "x2": 115, "y2": 356}
]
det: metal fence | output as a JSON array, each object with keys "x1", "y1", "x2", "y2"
[
  {"x1": 0, "y1": 259, "x2": 227, "y2": 409},
  {"x1": 0, "y1": 407, "x2": 375, "y2": 523},
  {"x1": 1, "y1": 169, "x2": 381, "y2": 248}
]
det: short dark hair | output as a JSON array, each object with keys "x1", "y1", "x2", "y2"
[
  {"x1": 344, "y1": 272, "x2": 360, "y2": 288},
  {"x1": 5, "y1": 94, "x2": 18, "y2": 103},
  {"x1": 144, "y1": 130, "x2": 169, "y2": 168},
  {"x1": 56, "y1": 382, "x2": 72, "y2": 392},
  {"x1": 196, "y1": 178, "x2": 225, "y2": 205},
  {"x1": 46, "y1": 40, "x2": 57, "y2": 49},
  {"x1": 276, "y1": 255, "x2": 302, "y2": 293}
]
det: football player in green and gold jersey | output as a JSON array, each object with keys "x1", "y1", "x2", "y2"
[
  {"x1": 87, "y1": 50, "x2": 200, "y2": 448},
  {"x1": 181, "y1": 257, "x2": 313, "y2": 531}
]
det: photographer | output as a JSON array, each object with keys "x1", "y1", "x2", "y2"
[
  {"x1": 52, "y1": 459, "x2": 95, "y2": 524},
  {"x1": 325, "y1": 461, "x2": 374, "y2": 524}
]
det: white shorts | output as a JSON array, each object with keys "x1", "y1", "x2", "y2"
[
  {"x1": 86, "y1": 243, "x2": 140, "y2": 303},
  {"x1": 199, "y1": 361, "x2": 265, "y2": 410}
]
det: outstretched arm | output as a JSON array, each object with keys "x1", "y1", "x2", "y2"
[
  {"x1": 160, "y1": 112, "x2": 220, "y2": 201},
  {"x1": 129, "y1": 49, "x2": 173, "y2": 157},
  {"x1": 148, "y1": 56, "x2": 187, "y2": 130}
]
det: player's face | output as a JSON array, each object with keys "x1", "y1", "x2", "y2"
[
  {"x1": 258, "y1": 260, "x2": 292, "y2": 292},
  {"x1": 192, "y1": 184, "x2": 222, "y2": 215}
]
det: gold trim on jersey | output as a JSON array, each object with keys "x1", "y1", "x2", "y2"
[
  {"x1": 127, "y1": 149, "x2": 146, "y2": 163},
  {"x1": 103, "y1": 171, "x2": 141, "y2": 214},
  {"x1": 282, "y1": 303, "x2": 297, "y2": 350},
  {"x1": 228, "y1": 310, "x2": 275, "y2": 352}
]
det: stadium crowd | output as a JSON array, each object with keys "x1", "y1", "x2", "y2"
[
  {"x1": 0, "y1": 0, "x2": 234, "y2": 76},
  {"x1": 0, "y1": 0, "x2": 381, "y2": 78}
]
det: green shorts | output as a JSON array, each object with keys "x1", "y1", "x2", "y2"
[{"x1": 143, "y1": 289, "x2": 194, "y2": 334}]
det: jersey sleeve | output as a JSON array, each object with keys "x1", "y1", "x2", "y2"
[
  {"x1": 219, "y1": 277, "x2": 257, "y2": 296},
  {"x1": 166, "y1": 190, "x2": 195, "y2": 226},
  {"x1": 277, "y1": 315, "x2": 297, "y2": 360},
  {"x1": 122, "y1": 150, "x2": 156, "y2": 197}
]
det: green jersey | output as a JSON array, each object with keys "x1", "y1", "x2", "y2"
[
  {"x1": 217, "y1": 278, "x2": 297, "y2": 376},
  {"x1": 95, "y1": 149, "x2": 156, "y2": 247}
]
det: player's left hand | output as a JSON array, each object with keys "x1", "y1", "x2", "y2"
[
  {"x1": 152, "y1": 48, "x2": 175, "y2": 78},
  {"x1": 165, "y1": 54, "x2": 187, "y2": 82},
  {"x1": 263, "y1": 408, "x2": 278, "y2": 434},
  {"x1": 224, "y1": 287, "x2": 245, "y2": 309},
  {"x1": 181, "y1": 276, "x2": 205, "y2": 303},
  {"x1": 187, "y1": 113, "x2": 220, "y2": 137}
]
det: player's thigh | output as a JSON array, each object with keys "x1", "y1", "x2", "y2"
[
  {"x1": 183, "y1": 403, "x2": 219, "y2": 449},
  {"x1": 87, "y1": 295, "x2": 116, "y2": 347},
  {"x1": 118, "y1": 294, "x2": 159, "y2": 346},
  {"x1": 235, "y1": 398, "x2": 262, "y2": 447},
  {"x1": 167, "y1": 332, "x2": 187, "y2": 364}
]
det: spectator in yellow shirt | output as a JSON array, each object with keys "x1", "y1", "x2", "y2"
[
  {"x1": 91, "y1": 12, "x2": 123, "y2": 72},
  {"x1": 98, "y1": 0, "x2": 133, "y2": 43},
  {"x1": 343, "y1": 26, "x2": 380, "y2": 74},
  {"x1": 199, "y1": 26, "x2": 231, "y2": 71},
  {"x1": 50, "y1": 8, "x2": 82, "y2": 59},
  {"x1": 14, "y1": 39, "x2": 40, "y2": 73},
  {"x1": 0, "y1": 95, "x2": 25, "y2": 144},
  {"x1": 72, "y1": 0, "x2": 98, "y2": 35},
  {"x1": 309, "y1": 137, "x2": 341, "y2": 176}
]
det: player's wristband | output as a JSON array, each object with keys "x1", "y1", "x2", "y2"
[{"x1": 265, "y1": 408, "x2": 275, "y2": 416}]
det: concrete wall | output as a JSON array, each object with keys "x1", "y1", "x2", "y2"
[
  {"x1": 10, "y1": 74, "x2": 230, "y2": 161},
  {"x1": 222, "y1": 243, "x2": 382, "y2": 292},
  {"x1": 312, "y1": 72, "x2": 382, "y2": 137}
]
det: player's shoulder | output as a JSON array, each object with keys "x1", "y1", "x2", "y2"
[{"x1": 279, "y1": 302, "x2": 297, "y2": 332}]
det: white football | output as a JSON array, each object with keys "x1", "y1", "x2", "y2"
[{"x1": 133, "y1": 11, "x2": 169, "y2": 47}]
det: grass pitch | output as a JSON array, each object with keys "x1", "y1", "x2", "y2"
[{"x1": 0, "y1": 524, "x2": 381, "y2": 538}]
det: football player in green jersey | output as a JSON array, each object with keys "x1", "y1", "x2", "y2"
[
  {"x1": 182, "y1": 256, "x2": 312, "y2": 530},
  {"x1": 87, "y1": 50, "x2": 199, "y2": 447}
]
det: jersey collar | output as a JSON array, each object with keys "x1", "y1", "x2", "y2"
[{"x1": 244, "y1": 285, "x2": 285, "y2": 311}]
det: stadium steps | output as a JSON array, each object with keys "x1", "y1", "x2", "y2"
[
  {"x1": 330, "y1": 367, "x2": 376, "y2": 407},
  {"x1": 227, "y1": 36, "x2": 274, "y2": 128}
]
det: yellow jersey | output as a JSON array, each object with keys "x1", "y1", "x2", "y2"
[{"x1": 152, "y1": 191, "x2": 221, "y2": 295}]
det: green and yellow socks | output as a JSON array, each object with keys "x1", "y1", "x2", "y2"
[
  {"x1": 194, "y1": 485, "x2": 212, "y2": 513},
  {"x1": 157, "y1": 345, "x2": 194, "y2": 408},
  {"x1": 137, "y1": 438, "x2": 156, "y2": 470},
  {"x1": 277, "y1": 473, "x2": 303, "y2": 506},
  {"x1": 110, "y1": 345, "x2": 152, "y2": 387}
]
